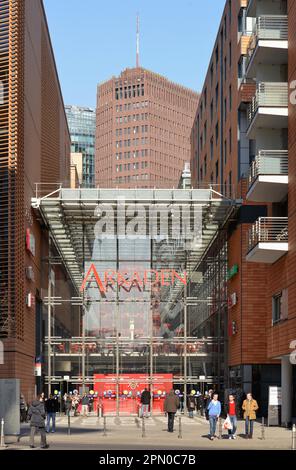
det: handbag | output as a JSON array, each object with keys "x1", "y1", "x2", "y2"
[{"x1": 223, "y1": 415, "x2": 233, "y2": 430}]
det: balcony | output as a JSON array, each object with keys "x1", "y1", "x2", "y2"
[
  {"x1": 247, "y1": 82, "x2": 288, "y2": 138},
  {"x1": 246, "y1": 16, "x2": 288, "y2": 78},
  {"x1": 247, "y1": 150, "x2": 288, "y2": 202},
  {"x1": 247, "y1": 217, "x2": 288, "y2": 263}
]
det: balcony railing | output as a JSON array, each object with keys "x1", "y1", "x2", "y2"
[
  {"x1": 247, "y1": 15, "x2": 288, "y2": 66},
  {"x1": 248, "y1": 150, "x2": 288, "y2": 187},
  {"x1": 248, "y1": 217, "x2": 288, "y2": 252},
  {"x1": 248, "y1": 82, "x2": 288, "y2": 124}
]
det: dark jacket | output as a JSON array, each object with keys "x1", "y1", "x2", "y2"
[
  {"x1": 45, "y1": 398, "x2": 58, "y2": 413},
  {"x1": 141, "y1": 390, "x2": 151, "y2": 405},
  {"x1": 187, "y1": 395, "x2": 196, "y2": 409},
  {"x1": 81, "y1": 396, "x2": 90, "y2": 405},
  {"x1": 164, "y1": 391, "x2": 180, "y2": 413},
  {"x1": 27, "y1": 400, "x2": 46, "y2": 428}
]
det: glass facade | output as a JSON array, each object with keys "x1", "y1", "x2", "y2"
[
  {"x1": 34, "y1": 188, "x2": 235, "y2": 415},
  {"x1": 65, "y1": 105, "x2": 96, "y2": 188}
]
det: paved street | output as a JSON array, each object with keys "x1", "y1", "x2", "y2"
[{"x1": 2, "y1": 414, "x2": 294, "y2": 450}]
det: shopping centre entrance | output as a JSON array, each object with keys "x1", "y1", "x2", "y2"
[{"x1": 32, "y1": 186, "x2": 238, "y2": 415}]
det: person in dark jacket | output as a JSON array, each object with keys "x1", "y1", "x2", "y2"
[
  {"x1": 187, "y1": 392, "x2": 196, "y2": 418},
  {"x1": 81, "y1": 392, "x2": 90, "y2": 417},
  {"x1": 27, "y1": 395, "x2": 49, "y2": 449},
  {"x1": 164, "y1": 390, "x2": 180, "y2": 432},
  {"x1": 140, "y1": 388, "x2": 151, "y2": 418},
  {"x1": 45, "y1": 394, "x2": 58, "y2": 433},
  {"x1": 20, "y1": 394, "x2": 27, "y2": 423}
]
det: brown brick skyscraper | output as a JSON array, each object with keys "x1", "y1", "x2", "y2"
[{"x1": 96, "y1": 68, "x2": 199, "y2": 188}]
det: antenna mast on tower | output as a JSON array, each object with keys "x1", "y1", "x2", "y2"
[{"x1": 136, "y1": 14, "x2": 140, "y2": 68}]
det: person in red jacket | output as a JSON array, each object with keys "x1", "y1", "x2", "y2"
[{"x1": 224, "y1": 394, "x2": 239, "y2": 439}]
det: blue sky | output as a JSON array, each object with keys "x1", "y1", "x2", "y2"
[{"x1": 44, "y1": 0, "x2": 226, "y2": 108}]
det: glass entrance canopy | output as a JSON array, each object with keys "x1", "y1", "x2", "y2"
[{"x1": 32, "y1": 187, "x2": 239, "y2": 415}]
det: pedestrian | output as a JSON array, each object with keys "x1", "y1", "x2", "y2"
[
  {"x1": 27, "y1": 395, "x2": 49, "y2": 449},
  {"x1": 20, "y1": 394, "x2": 27, "y2": 423},
  {"x1": 164, "y1": 389, "x2": 180, "y2": 433},
  {"x1": 197, "y1": 392, "x2": 204, "y2": 417},
  {"x1": 140, "y1": 388, "x2": 151, "y2": 418},
  {"x1": 65, "y1": 394, "x2": 72, "y2": 416},
  {"x1": 204, "y1": 389, "x2": 213, "y2": 420},
  {"x1": 242, "y1": 393, "x2": 259, "y2": 439},
  {"x1": 45, "y1": 394, "x2": 58, "y2": 433},
  {"x1": 81, "y1": 392, "x2": 90, "y2": 417},
  {"x1": 187, "y1": 391, "x2": 196, "y2": 418},
  {"x1": 224, "y1": 394, "x2": 239, "y2": 439},
  {"x1": 207, "y1": 392, "x2": 221, "y2": 440},
  {"x1": 179, "y1": 390, "x2": 184, "y2": 414}
]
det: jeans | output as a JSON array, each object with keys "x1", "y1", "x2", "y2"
[
  {"x1": 209, "y1": 416, "x2": 218, "y2": 437},
  {"x1": 46, "y1": 412, "x2": 56, "y2": 432},
  {"x1": 81, "y1": 404, "x2": 88, "y2": 416},
  {"x1": 167, "y1": 412, "x2": 176, "y2": 432},
  {"x1": 228, "y1": 415, "x2": 237, "y2": 436},
  {"x1": 30, "y1": 426, "x2": 47, "y2": 448},
  {"x1": 141, "y1": 404, "x2": 149, "y2": 417},
  {"x1": 245, "y1": 417, "x2": 254, "y2": 436},
  {"x1": 189, "y1": 409, "x2": 194, "y2": 418}
]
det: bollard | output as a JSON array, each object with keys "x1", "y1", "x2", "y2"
[
  {"x1": 103, "y1": 416, "x2": 107, "y2": 436},
  {"x1": 0, "y1": 418, "x2": 5, "y2": 447},
  {"x1": 67, "y1": 412, "x2": 71, "y2": 435},
  {"x1": 178, "y1": 416, "x2": 182, "y2": 439},
  {"x1": 218, "y1": 417, "x2": 222, "y2": 439},
  {"x1": 261, "y1": 417, "x2": 265, "y2": 440},
  {"x1": 292, "y1": 424, "x2": 296, "y2": 450},
  {"x1": 142, "y1": 416, "x2": 146, "y2": 438}
]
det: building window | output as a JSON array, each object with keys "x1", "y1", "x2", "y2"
[
  {"x1": 229, "y1": 41, "x2": 232, "y2": 68},
  {"x1": 272, "y1": 289, "x2": 288, "y2": 324},
  {"x1": 224, "y1": 139, "x2": 227, "y2": 164},
  {"x1": 229, "y1": 85, "x2": 232, "y2": 110},
  {"x1": 215, "y1": 122, "x2": 219, "y2": 145},
  {"x1": 229, "y1": 128, "x2": 232, "y2": 153},
  {"x1": 210, "y1": 63, "x2": 214, "y2": 87},
  {"x1": 215, "y1": 84, "x2": 219, "y2": 110},
  {"x1": 215, "y1": 160, "x2": 219, "y2": 182},
  {"x1": 215, "y1": 45, "x2": 219, "y2": 71},
  {"x1": 210, "y1": 100, "x2": 213, "y2": 123},
  {"x1": 224, "y1": 98, "x2": 227, "y2": 122},
  {"x1": 210, "y1": 137, "x2": 214, "y2": 160}
]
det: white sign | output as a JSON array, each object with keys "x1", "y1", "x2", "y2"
[
  {"x1": 63, "y1": 375, "x2": 70, "y2": 381},
  {"x1": 269, "y1": 386, "x2": 282, "y2": 406}
]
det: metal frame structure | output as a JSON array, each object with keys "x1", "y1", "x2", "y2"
[{"x1": 32, "y1": 185, "x2": 240, "y2": 415}]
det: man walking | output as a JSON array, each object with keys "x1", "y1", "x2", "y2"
[
  {"x1": 140, "y1": 388, "x2": 151, "y2": 418},
  {"x1": 225, "y1": 394, "x2": 239, "y2": 439},
  {"x1": 45, "y1": 394, "x2": 58, "y2": 433},
  {"x1": 27, "y1": 395, "x2": 49, "y2": 449},
  {"x1": 81, "y1": 392, "x2": 90, "y2": 417},
  {"x1": 187, "y1": 391, "x2": 196, "y2": 418},
  {"x1": 207, "y1": 392, "x2": 221, "y2": 440},
  {"x1": 164, "y1": 389, "x2": 180, "y2": 433},
  {"x1": 242, "y1": 393, "x2": 259, "y2": 439}
]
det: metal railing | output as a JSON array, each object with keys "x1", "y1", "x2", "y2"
[
  {"x1": 247, "y1": 15, "x2": 288, "y2": 66},
  {"x1": 248, "y1": 150, "x2": 288, "y2": 187},
  {"x1": 248, "y1": 217, "x2": 288, "y2": 252},
  {"x1": 248, "y1": 82, "x2": 288, "y2": 124}
]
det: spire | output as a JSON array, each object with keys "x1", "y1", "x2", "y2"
[{"x1": 136, "y1": 14, "x2": 140, "y2": 68}]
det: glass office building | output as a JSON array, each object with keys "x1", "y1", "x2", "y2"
[
  {"x1": 65, "y1": 105, "x2": 96, "y2": 188},
  {"x1": 32, "y1": 187, "x2": 237, "y2": 415}
]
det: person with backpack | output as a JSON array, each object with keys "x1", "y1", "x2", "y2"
[{"x1": 164, "y1": 389, "x2": 180, "y2": 432}]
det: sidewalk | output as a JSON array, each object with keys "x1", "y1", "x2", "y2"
[{"x1": 1, "y1": 414, "x2": 294, "y2": 450}]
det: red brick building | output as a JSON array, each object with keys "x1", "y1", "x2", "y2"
[
  {"x1": 0, "y1": 0, "x2": 70, "y2": 400},
  {"x1": 191, "y1": 0, "x2": 296, "y2": 423},
  {"x1": 96, "y1": 68, "x2": 199, "y2": 188}
]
